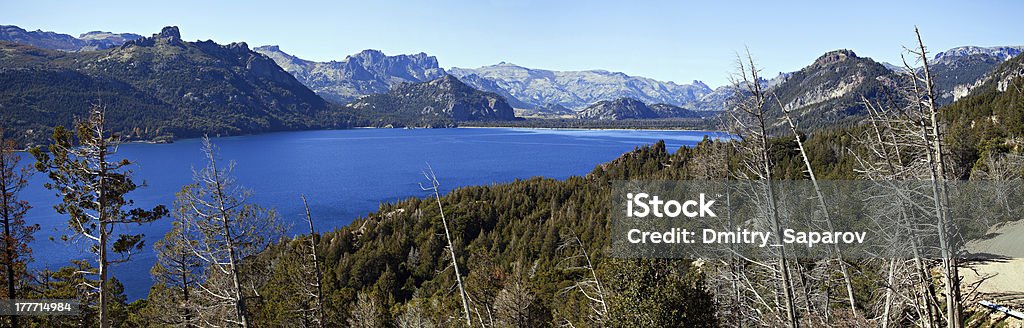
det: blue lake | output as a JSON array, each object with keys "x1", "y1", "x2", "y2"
[{"x1": 20, "y1": 127, "x2": 720, "y2": 299}]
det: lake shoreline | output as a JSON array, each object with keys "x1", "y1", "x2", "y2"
[
  {"x1": 105, "y1": 125, "x2": 729, "y2": 147},
  {"x1": 17, "y1": 122, "x2": 722, "y2": 152},
  {"x1": 458, "y1": 126, "x2": 722, "y2": 133}
]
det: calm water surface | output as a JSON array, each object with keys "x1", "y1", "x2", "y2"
[{"x1": 21, "y1": 127, "x2": 721, "y2": 299}]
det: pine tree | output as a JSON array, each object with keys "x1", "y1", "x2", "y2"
[
  {"x1": 30, "y1": 107, "x2": 168, "y2": 328},
  {"x1": 0, "y1": 128, "x2": 39, "y2": 328},
  {"x1": 149, "y1": 220, "x2": 202, "y2": 327}
]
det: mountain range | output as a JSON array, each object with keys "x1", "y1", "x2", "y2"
[
  {"x1": 255, "y1": 45, "x2": 718, "y2": 112},
  {"x1": 254, "y1": 46, "x2": 446, "y2": 104},
  {"x1": 1, "y1": 23, "x2": 1022, "y2": 142},
  {"x1": 0, "y1": 26, "x2": 351, "y2": 146},
  {"x1": 928, "y1": 46, "x2": 1024, "y2": 104},
  {"x1": 0, "y1": 25, "x2": 142, "y2": 51},
  {"x1": 448, "y1": 63, "x2": 714, "y2": 111}
]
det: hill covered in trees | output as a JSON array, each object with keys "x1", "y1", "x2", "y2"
[
  {"x1": 344, "y1": 75, "x2": 517, "y2": 127},
  {"x1": 575, "y1": 97, "x2": 709, "y2": 120},
  {"x1": 0, "y1": 26, "x2": 356, "y2": 147},
  {"x1": 941, "y1": 51, "x2": 1024, "y2": 177}
]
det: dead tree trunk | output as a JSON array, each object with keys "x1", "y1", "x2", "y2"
[
  {"x1": 729, "y1": 50, "x2": 799, "y2": 327},
  {"x1": 421, "y1": 167, "x2": 472, "y2": 327},
  {"x1": 777, "y1": 99, "x2": 858, "y2": 317},
  {"x1": 908, "y1": 27, "x2": 961, "y2": 328},
  {"x1": 301, "y1": 195, "x2": 326, "y2": 327}
]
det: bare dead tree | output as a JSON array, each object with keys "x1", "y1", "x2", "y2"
[
  {"x1": 175, "y1": 137, "x2": 284, "y2": 327},
  {"x1": 774, "y1": 95, "x2": 859, "y2": 317},
  {"x1": 904, "y1": 27, "x2": 962, "y2": 328},
  {"x1": 396, "y1": 299, "x2": 435, "y2": 328},
  {"x1": 727, "y1": 48, "x2": 799, "y2": 327},
  {"x1": 420, "y1": 165, "x2": 472, "y2": 327},
  {"x1": 493, "y1": 262, "x2": 537, "y2": 328},
  {"x1": 299, "y1": 195, "x2": 326, "y2": 327},
  {"x1": 556, "y1": 231, "x2": 607, "y2": 326},
  {"x1": 150, "y1": 220, "x2": 202, "y2": 327},
  {"x1": 688, "y1": 141, "x2": 756, "y2": 326},
  {"x1": 850, "y1": 27, "x2": 966, "y2": 328},
  {"x1": 856, "y1": 86, "x2": 946, "y2": 328},
  {"x1": 348, "y1": 292, "x2": 384, "y2": 328}
]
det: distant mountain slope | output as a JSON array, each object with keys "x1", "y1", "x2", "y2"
[
  {"x1": 448, "y1": 63, "x2": 713, "y2": 111},
  {"x1": 0, "y1": 25, "x2": 141, "y2": 51},
  {"x1": 0, "y1": 26, "x2": 350, "y2": 146},
  {"x1": 577, "y1": 98, "x2": 657, "y2": 120},
  {"x1": 254, "y1": 46, "x2": 446, "y2": 104},
  {"x1": 713, "y1": 47, "x2": 1024, "y2": 133},
  {"x1": 929, "y1": 46, "x2": 1024, "y2": 104},
  {"x1": 765, "y1": 49, "x2": 899, "y2": 131},
  {"x1": 576, "y1": 97, "x2": 705, "y2": 120},
  {"x1": 344, "y1": 75, "x2": 515, "y2": 127},
  {"x1": 941, "y1": 52, "x2": 1024, "y2": 173}
]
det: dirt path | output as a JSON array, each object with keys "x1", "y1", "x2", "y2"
[
  {"x1": 964, "y1": 219, "x2": 1024, "y2": 326},
  {"x1": 965, "y1": 219, "x2": 1024, "y2": 297}
]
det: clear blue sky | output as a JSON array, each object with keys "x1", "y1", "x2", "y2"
[{"x1": 3, "y1": 0, "x2": 1022, "y2": 87}]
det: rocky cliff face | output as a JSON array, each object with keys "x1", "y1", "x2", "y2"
[
  {"x1": 254, "y1": 46, "x2": 446, "y2": 104},
  {"x1": 344, "y1": 75, "x2": 516, "y2": 125},
  {"x1": 448, "y1": 63, "x2": 713, "y2": 111},
  {"x1": 0, "y1": 25, "x2": 140, "y2": 51}
]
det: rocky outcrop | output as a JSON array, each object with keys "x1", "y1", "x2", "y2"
[{"x1": 764, "y1": 49, "x2": 899, "y2": 130}]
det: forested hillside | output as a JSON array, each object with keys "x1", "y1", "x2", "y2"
[
  {"x1": 942, "y1": 52, "x2": 1024, "y2": 178},
  {"x1": 344, "y1": 75, "x2": 517, "y2": 127},
  {"x1": 246, "y1": 140, "x2": 724, "y2": 326},
  {"x1": 0, "y1": 27, "x2": 355, "y2": 147}
]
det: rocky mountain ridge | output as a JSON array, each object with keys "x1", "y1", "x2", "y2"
[
  {"x1": 0, "y1": 25, "x2": 141, "y2": 51},
  {"x1": 929, "y1": 46, "x2": 1024, "y2": 104},
  {"x1": 254, "y1": 45, "x2": 446, "y2": 104},
  {"x1": 762, "y1": 49, "x2": 900, "y2": 131},
  {"x1": 254, "y1": 46, "x2": 718, "y2": 112},
  {"x1": 0, "y1": 26, "x2": 350, "y2": 146},
  {"x1": 449, "y1": 63, "x2": 714, "y2": 111}
]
